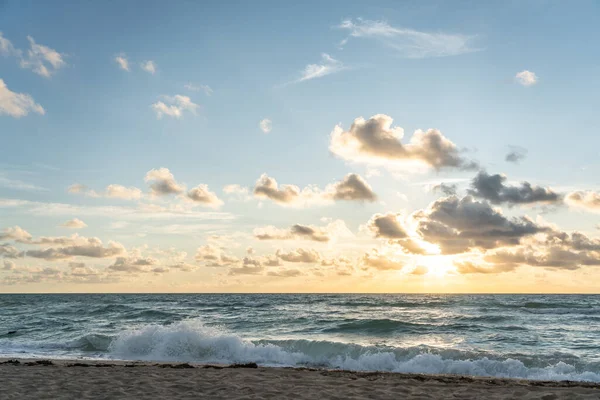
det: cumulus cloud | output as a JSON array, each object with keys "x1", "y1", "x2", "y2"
[
  {"x1": 115, "y1": 53, "x2": 129, "y2": 71},
  {"x1": 140, "y1": 60, "x2": 156, "y2": 74},
  {"x1": 195, "y1": 244, "x2": 239, "y2": 267},
  {"x1": 467, "y1": 171, "x2": 561, "y2": 206},
  {"x1": 3, "y1": 260, "x2": 16, "y2": 270},
  {"x1": 0, "y1": 226, "x2": 33, "y2": 243},
  {"x1": 151, "y1": 95, "x2": 199, "y2": 119},
  {"x1": 186, "y1": 185, "x2": 223, "y2": 208},
  {"x1": 565, "y1": 191, "x2": 600, "y2": 213},
  {"x1": 276, "y1": 248, "x2": 321, "y2": 263},
  {"x1": 330, "y1": 114, "x2": 477, "y2": 172},
  {"x1": 366, "y1": 213, "x2": 408, "y2": 239},
  {"x1": 432, "y1": 183, "x2": 458, "y2": 196},
  {"x1": 253, "y1": 173, "x2": 376, "y2": 207},
  {"x1": 484, "y1": 231, "x2": 600, "y2": 271},
  {"x1": 60, "y1": 218, "x2": 87, "y2": 229},
  {"x1": 505, "y1": 146, "x2": 527, "y2": 164},
  {"x1": 145, "y1": 168, "x2": 185, "y2": 196},
  {"x1": 184, "y1": 83, "x2": 213, "y2": 96},
  {"x1": 515, "y1": 70, "x2": 538, "y2": 86},
  {"x1": 108, "y1": 256, "x2": 158, "y2": 273},
  {"x1": 329, "y1": 173, "x2": 377, "y2": 201},
  {"x1": 294, "y1": 53, "x2": 346, "y2": 84},
  {"x1": 366, "y1": 213, "x2": 427, "y2": 254},
  {"x1": 259, "y1": 118, "x2": 272, "y2": 134},
  {"x1": 105, "y1": 184, "x2": 143, "y2": 200},
  {"x1": 0, "y1": 244, "x2": 21, "y2": 259},
  {"x1": 253, "y1": 221, "x2": 350, "y2": 242},
  {"x1": 0, "y1": 79, "x2": 45, "y2": 118},
  {"x1": 362, "y1": 249, "x2": 405, "y2": 271},
  {"x1": 337, "y1": 19, "x2": 480, "y2": 58},
  {"x1": 24, "y1": 237, "x2": 125, "y2": 260},
  {"x1": 411, "y1": 195, "x2": 548, "y2": 254}
]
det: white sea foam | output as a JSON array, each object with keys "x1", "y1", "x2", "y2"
[{"x1": 108, "y1": 319, "x2": 600, "y2": 382}]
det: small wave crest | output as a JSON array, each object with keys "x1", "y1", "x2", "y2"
[{"x1": 107, "y1": 319, "x2": 600, "y2": 382}]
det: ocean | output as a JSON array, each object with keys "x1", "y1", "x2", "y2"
[{"x1": 1, "y1": 294, "x2": 599, "y2": 382}]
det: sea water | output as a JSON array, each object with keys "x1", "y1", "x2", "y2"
[{"x1": 1, "y1": 294, "x2": 599, "y2": 381}]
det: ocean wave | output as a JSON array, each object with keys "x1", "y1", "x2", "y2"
[{"x1": 107, "y1": 319, "x2": 600, "y2": 382}]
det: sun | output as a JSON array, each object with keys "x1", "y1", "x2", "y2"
[{"x1": 416, "y1": 255, "x2": 456, "y2": 277}]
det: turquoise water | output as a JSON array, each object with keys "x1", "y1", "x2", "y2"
[{"x1": 1, "y1": 294, "x2": 599, "y2": 381}]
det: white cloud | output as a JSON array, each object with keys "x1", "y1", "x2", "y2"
[
  {"x1": 105, "y1": 184, "x2": 143, "y2": 200},
  {"x1": 145, "y1": 167, "x2": 186, "y2": 196},
  {"x1": 329, "y1": 114, "x2": 477, "y2": 172},
  {"x1": 0, "y1": 79, "x2": 45, "y2": 118},
  {"x1": 0, "y1": 32, "x2": 18, "y2": 57},
  {"x1": 115, "y1": 53, "x2": 129, "y2": 71},
  {"x1": 0, "y1": 197, "x2": 235, "y2": 221},
  {"x1": 298, "y1": 53, "x2": 345, "y2": 83},
  {"x1": 21, "y1": 36, "x2": 67, "y2": 77},
  {"x1": 337, "y1": 18, "x2": 480, "y2": 58},
  {"x1": 151, "y1": 95, "x2": 199, "y2": 119},
  {"x1": 0, "y1": 174, "x2": 47, "y2": 191},
  {"x1": 515, "y1": 70, "x2": 538, "y2": 86},
  {"x1": 61, "y1": 218, "x2": 87, "y2": 229},
  {"x1": 252, "y1": 173, "x2": 376, "y2": 208},
  {"x1": 184, "y1": 83, "x2": 213, "y2": 96},
  {"x1": 140, "y1": 60, "x2": 156, "y2": 74},
  {"x1": 0, "y1": 33, "x2": 66, "y2": 78},
  {"x1": 259, "y1": 118, "x2": 272, "y2": 134},
  {"x1": 186, "y1": 184, "x2": 224, "y2": 209}
]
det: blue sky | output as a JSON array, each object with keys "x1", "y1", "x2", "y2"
[{"x1": 1, "y1": 0, "x2": 599, "y2": 292}]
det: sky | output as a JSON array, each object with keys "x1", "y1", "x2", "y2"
[{"x1": 1, "y1": 0, "x2": 599, "y2": 293}]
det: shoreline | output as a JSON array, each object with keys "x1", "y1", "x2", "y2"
[{"x1": 2, "y1": 358, "x2": 600, "y2": 399}]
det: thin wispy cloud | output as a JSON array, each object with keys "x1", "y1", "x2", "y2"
[
  {"x1": 0, "y1": 33, "x2": 67, "y2": 77},
  {"x1": 140, "y1": 60, "x2": 157, "y2": 74},
  {"x1": 151, "y1": 95, "x2": 199, "y2": 119},
  {"x1": 0, "y1": 79, "x2": 45, "y2": 118},
  {"x1": 185, "y1": 83, "x2": 213, "y2": 96},
  {"x1": 337, "y1": 18, "x2": 481, "y2": 58},
  {"x1": 297, "y1": 53, "x2": 346, "y2": 83},
  {"x1": 114, "y1": 53, "x2": 130, "y2": 71}
]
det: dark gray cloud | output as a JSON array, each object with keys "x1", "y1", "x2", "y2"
[
  {"x1": 330, "y1": 173, "x2": 376, "y2": 201},
  {"x1": 505, "y1": 146, "x2": 527, "y2": 164},
  {"x1": 330, "y1": 114, "x2": 478, "y2": 171},
  {"x1": 432, "y1": 183, "x2": 458, "y2": 196},
  {"x1": 367, "y1": 213, "x2": 408, "y2": 239},
  {"x1": 413, "y1": 195, "x2": 548, "y2": 254},
  {"x1": 467, "y1": 171, "x2": 561, "y2": 206}
]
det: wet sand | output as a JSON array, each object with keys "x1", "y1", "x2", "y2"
[{"x1": 1, "y1": 359, "x2": 599, "y2": 399}]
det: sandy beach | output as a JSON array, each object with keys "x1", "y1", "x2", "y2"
[{"x1": 0, "y1": 359, "x2": 598, "y2": 399}]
